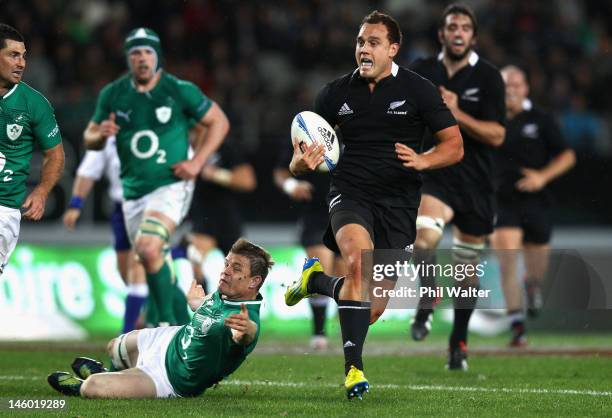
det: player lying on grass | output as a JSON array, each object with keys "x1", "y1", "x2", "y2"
[{"x1": 48, "y1": 238, "x2": 273, "y2": 399}]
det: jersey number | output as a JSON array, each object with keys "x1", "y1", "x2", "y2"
[
  {"x1": 181, "y1": 325, "x2": 194, "y2": 356},
  {"x1": 0, "y1": 152, "x2": 12, "y2": 182},
  {"x1": 130, "y1": 130, "x2": 166, "y2": 163}
]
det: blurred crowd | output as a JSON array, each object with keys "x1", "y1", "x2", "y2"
[{"x1": 3, "y1": 0, "x2": 611, "y2": 222}]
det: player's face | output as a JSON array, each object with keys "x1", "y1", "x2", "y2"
[
  {"x1": 439, "y1": 13, "x2": 475, "y2": 61},
  {"x1": 355, "y1": 23, "x2": 399, "y2": 82},
  {"x1": 0, "y1": 39, "x2": 26, "y2": 86},
  {"x1": 218, "y1": 253, "x2": 259, "y2": 299},
  {"x1": 128, "y1": 47, "x2": 157, "y2": 84},
  {"x1": 502, "y1": 69, "x2": 529, "y2": 112}
]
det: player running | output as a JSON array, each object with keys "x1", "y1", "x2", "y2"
[
  {"x1": 0, "y1": 23, "x2": 64, "y2": 275},
  {"x1": 408, "y1": 4, "x2": 506, "y2": 371},
  {"x1": 491, "y1": 65, "x2": 575, "y2": 346},
  {"x1": 83, "y1": 28, "x2": 229, "y2": 326},
  {"x1": 285, "y1": 11, "x2": 463, "y2": 399},
  {"x1": 48, "y1": 239, "x2": 272, "y2": 399}
]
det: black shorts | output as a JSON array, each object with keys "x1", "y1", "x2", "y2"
[
  {"x1": 495, "y1": 195, "x2": 551, "y2": 244},
  {"x1": 298, "y1": 209, "x2": 328, "y2": 248},
  {"x1": 190, "y1": 209, "x2": 242, "y2": 255},
  {"x1": 422, "y1": 180, "x2": 495, "y2": 236},
  {"x1": 323, "y1": 192, "x2": 417, "y2": 253}
]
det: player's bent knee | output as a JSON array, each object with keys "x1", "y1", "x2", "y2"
[
  {"x1": 415, "y1": 216, "x2": 444, "y2": 249},
  {"x1": 110, "y1": 333, "x2": 133, "y2": 371},
  {"x1": 135, "y1": 241, "x2": 161, "y2": 262},
  {"x1": 452, "y1": 238, "x2": 484, "y2": 265},
  {"x1": 416, "y1": 216, "x2": 444, "y2": 235}
]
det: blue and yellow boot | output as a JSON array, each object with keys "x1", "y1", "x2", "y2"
[
  {"x1": 345, "y1": 365, "x2": 369, "y2": 400},
  {"x1": 71, "y1": 357, "x2": 108, "y2": 379},
  {"x1": 284, "y1": 257, "x2": 323, "y2": 306},
  {"x1": 47, "y1": 372, "x2": 83, "y2": 396}
]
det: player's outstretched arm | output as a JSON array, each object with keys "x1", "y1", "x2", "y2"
[
  {"x1": 22, "y1": 143, "x2": 65, "y2": 221},
  {"x1": 202, "y1": 163, "x2": 257, "y2": 192},
  {"x1": 225, "y1": 303, "x2": 257, "y2": 346},
  {"x1": 187, "y1": 279, "x2": 207, "y2": 311},
  {"x1": 395, "y1": 125, "x2": 463, "y2": 171},
  {"x1": 83, "y1": 113, "x2": 119, "y2": 150}
]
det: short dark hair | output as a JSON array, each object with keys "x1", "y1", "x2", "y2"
[
  {"x1": 361, "y1": 10, "x2": 402, "y2": 46},
  {"x1": 230, "y1": 238, "x2": 274, "y2": 288},
  {"x1": 439, "y1": 3, "x2": 478, "y2": 35},
  {"x1": 0, "y1": 24, "x2": 24, "y2": 50}
]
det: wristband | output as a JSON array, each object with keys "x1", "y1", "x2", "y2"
[
  {"x1": 282, "y1": 177, "x2": 298, "y2": 195},
  {"x1": 69, "y1": 196, "x2": 84, "y2": 209},
  {"x1": 210, "y1": 168, "x2": 232, "y2": 187}
]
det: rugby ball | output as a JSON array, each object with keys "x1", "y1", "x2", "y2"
[{"x1": 290, "y1": 111, "x2": 340, "y2": 172}]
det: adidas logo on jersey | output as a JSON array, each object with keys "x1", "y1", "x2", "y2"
[
  {"x1": 338, "y1": 102, "x2": 354, "y2": 115},
  {"x1": 344, "y1": 340, "x2": 356, "y2": 348}
]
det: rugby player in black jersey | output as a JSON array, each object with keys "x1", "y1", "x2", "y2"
[
  {"x1": 284, "y1": 11, "x2": 463, "y2": 399},
  {"x1": 409, "y1": 4, "x2": 506, "y2": 371},
  {"x1": 491, "y1": 65, "x2": 575, "y2": 347}
]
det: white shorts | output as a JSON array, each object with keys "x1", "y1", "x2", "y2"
[
  {"x1": 122, "y1": 181, "x2": 194, "y2": 244},
  {"x1": 0, "y1": 205, "x2": 21, "y2": 273},
  {"x1": 136, "y1": 326, "x2": 182, "y2": 398}
]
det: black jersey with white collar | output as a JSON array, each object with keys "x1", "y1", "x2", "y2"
[
  {"x1": 314, "y1": 62, "x2": 456, "y2": 207},
  {"x1": 411, "y1": 52, "x2": 505, "y2": 193}
]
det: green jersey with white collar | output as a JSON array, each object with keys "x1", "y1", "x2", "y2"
[
  {"x1": 165, "y1": 290, "x2": 262, "y2": 397},
  {"x1": 0, "y1": 82, "x2": 61, "y2": 208},
  {"x1": 91, "y1": 71, "x2": 212, "y2": 199}
]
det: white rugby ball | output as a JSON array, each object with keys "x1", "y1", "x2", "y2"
[{"x1": 290, "y1": 111, "x2": 340, "y2": 172}]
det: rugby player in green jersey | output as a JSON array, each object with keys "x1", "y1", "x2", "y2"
[
  {"x1": 0, "y1": 24, "x2": 64, "y2": 274},
  {"x1": 83, "y1": 28, "x2": 230, "y2": 326},
  {"x1": 48, "y1": 238, "x2": 273, "y2": 398}
]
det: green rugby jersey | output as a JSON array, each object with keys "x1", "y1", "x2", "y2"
[
  {"x1": 165, "y1": 290, "x2": 262, "y2": 397},
  {"x1": 0, "y1": 82, "x2": 61, "y2": 208},
  {"x1": 91, "y1": 71, "x2": 212, "y2": 199}
]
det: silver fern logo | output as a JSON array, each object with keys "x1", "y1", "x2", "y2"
[{"x1": 388, "y1": 100, "x2": 406, "y2": 110}]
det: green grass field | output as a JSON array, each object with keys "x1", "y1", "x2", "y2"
[{"x1": 1, "y1": 333, "x2": 611, "y2": 417}]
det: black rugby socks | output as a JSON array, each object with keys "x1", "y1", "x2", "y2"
[
  {"x1": 338, "y1": 300, "x2": 371, "y2": 374},
  {"x1": 308, "y1": 272, "x2": 345, "y2": 302}
]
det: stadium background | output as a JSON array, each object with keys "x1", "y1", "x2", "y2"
[{"x1": 1, "y1": 1, "x2": 611, "y2": 347}]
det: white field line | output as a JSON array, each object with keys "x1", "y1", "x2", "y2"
[
  {"x1": 226, "y1": 379, "x2": 612, "y2": 398},
  {"x1": 2, "y1": 376, "x2": 610, "y2": 398}
]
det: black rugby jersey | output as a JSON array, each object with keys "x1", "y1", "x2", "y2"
[
  {"x1": 315, "y1": 62, "x2": 456, "y2": 207},
  {"x1": 496, "y1": 99, "x2": 569, "y2": 199},
  {"x1": 410, "y1": 52, "x2": 505, "y2": 193},
  {"x1": 193, "y1": 140, "x2": 247, "y2": 210}
]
